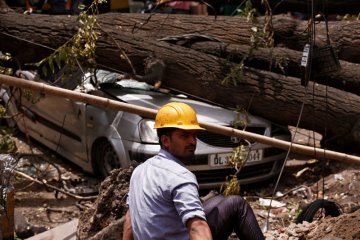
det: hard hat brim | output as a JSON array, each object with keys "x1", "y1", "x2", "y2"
[{"x1": 154, "y1": 124, "x2": 206, "y2": 130}]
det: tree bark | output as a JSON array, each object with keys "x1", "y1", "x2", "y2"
[
  {"x1": 0, "y1": 0, "x2": 12, "y2": 13},
  {"x1": 1, "y1": 13, "x2": 360, "y2": 63},
  {"x1": 0, "y1": 11, "x2": 359, "y2": 153},
  {"x1": 96, "y1": 13, "x2": 360, "y2": 63},
  {"x1": 190, "y1": 42, "x2": 360, "y2": 96},
  {"x1": 1, "y1": 11, "x2": 359, "y2": 95}
]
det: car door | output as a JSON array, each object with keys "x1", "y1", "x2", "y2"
[
  {"x1": 56, "y1": 98, "x2": 88, "y2": 163},
  {"x1": 15, "y1": 69, "x2": 88, "y2": 163},
  {"x1": 14, "y1": 71, "x2": 64, "y2": 151}
]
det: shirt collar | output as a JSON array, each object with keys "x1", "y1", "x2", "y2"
[{"x1": 158, "y1": 149, "x2": 186, "y2": 167}]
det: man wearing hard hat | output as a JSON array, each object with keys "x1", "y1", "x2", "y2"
[{"x1": 123, "y1": 102, "x2": 264, "y2": 240}]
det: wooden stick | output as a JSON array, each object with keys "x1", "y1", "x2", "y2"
[
  {"x1": 1, "y1": 73, "x2": 360, "y2": 165},
  {"x1": 13, "y1": 170, "x2": 97, "y2": 200}
]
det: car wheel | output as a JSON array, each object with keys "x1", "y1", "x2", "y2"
[
  {"x1": 296, "y1": 199, "x2": 341, "y2": 224},
  {"x1": 93, "y1": 139, "x2": 121, "y2": 178}
]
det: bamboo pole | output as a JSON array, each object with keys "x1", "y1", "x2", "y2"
[{"x1": 1, "y1": 73, "x2": 360, "y2": 165}]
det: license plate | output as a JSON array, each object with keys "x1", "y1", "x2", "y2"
[{"x1": 209, "y1": 149, "x2": 263, "y2": 167}]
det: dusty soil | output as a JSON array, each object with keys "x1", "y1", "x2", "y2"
[
  {"x1": 4, "y1": 132, "x2": 360, "y2": 239},
  {"x1": 6, "y1": 134, "x2": 99, "y2": 239}
]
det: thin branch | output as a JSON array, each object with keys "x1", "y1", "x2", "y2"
[{"x1": 14, "y1": 170, "x2": 98, "y2": 200}]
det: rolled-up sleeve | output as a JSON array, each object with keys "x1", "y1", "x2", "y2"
[{"x1": 172, "y1": 183, "x2": 206, "y2": 226}]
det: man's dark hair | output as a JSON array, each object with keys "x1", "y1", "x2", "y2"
[{"x1": 157, "y1": 128, "x2": 176, "y2": 147}]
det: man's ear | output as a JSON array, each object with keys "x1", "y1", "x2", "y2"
[{"x1": 161, "y1": 134, "x2": 170, "y2": 148}]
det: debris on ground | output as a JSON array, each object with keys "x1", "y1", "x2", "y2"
[
  {"x1": 5, "y1": 134, "x2": 360, "y2": 240},
  {"x1": 75, "y1": 157, "x2": 360, "y2": 240},
  {"x1": 76, "y1": 162, "x2": 138, "y2": 240},
  {"x1": 264, "y1": 208, "x2": 360, "y2": 240}
]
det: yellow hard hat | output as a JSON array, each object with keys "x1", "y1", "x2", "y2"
[{"x1": 154, "y1": 102, "x2": 205, "y2": 130}]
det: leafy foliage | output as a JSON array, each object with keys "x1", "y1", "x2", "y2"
[
  {"x1": 274, "y1": 54, "x2": 289, "y2": 74},
  {"x1": 0, "y1": 127, "x2": 17, "y2": 154},
  {"x1": 38, "y1": 0, "x2": 105, "y2": 76},
  {"x1": 222, "y1": 174, "x2": 241, "y2": 196},
  {"x1": 230, "y1": 106, "x2": 250, "y2": 129},
  {"x1": 235, "y1": 0, "x2": 256, "y2": 19},
  {"x1": 221, "y1": 106, "x2": 250, "y2": 196},
  {"x1": 0, "y1": 53, "x2": 14, "y2": 76},
  {"x1": 221, "y1": 60, "x2": 244, "y2": 86},
  {"x1": 221, "y1": 0, "x2": 275, "y2": 87},
  {"x1": 221, "y1": 144, "x2": 247, "y2": 196}
]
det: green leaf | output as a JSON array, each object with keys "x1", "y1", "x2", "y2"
[
  {"x1": 60, "y1": 48, "x2": 68, "y2": 61},
  {"x1": 55, "y1": 53, "x2": 62, "y2": 69},
  {"x1": 42, "y1": 65, "x2": 48, "y2": 77},
  {"x1": 48, "y1": 55, "x2": 55, "y2": 73},
  {"x1": 78, "y1": 4, "x2": 86, "y2": 10}
]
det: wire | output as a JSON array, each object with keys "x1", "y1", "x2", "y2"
[
  {"x1": 264, "y1": 89, "x2": 308, "y2": 232},
  {"x1": 0, "y1": 30, "x2": 126, "y2": 76},
  {"x1": 0, "y1": 31, "x2": 56, "y2": 51},
  {"x1": 264, "y1": 0, "x2": 317, "y2": 232}
]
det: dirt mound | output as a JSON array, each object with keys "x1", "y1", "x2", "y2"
[
  {"x1": 312, "y1": 169, "x2": 360, "y2": 214},
  {"x1": 265, "y1": 208, "x2": 360, "y2": 240},
  {"x1": 264, "y1": 168, "x2": 360, "y2": 240},
  {"x1": 76, "y1": 162, "x2": 137, "y2": 240},
  {"x1": 307, "y1": 208, "x2": 360, "y2": 240}
]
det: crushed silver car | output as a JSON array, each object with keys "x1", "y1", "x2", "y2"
[{"x1": 0, "y1": 68, "x2": 291, "y2": 189}]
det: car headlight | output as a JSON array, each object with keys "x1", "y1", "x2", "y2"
[{"x1": 139, "y1": 119, "x2": 158, "y2": 143}]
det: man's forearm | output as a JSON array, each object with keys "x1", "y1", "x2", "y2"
[
  {"x1": 187, "y1": 217, "x2": 213, "y2": 240},
  {"x1": 122, "y1": 210, "x2": 134, "y2": 240}
]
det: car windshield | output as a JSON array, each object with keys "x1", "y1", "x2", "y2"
[
  {"x1": 94, "y1": 69, "x2": 154, "y2": 91},
  {"x1": 92, "y1": 69, "x2": 190, "y2": 101}
]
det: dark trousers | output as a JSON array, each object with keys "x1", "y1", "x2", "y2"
[{"x1": 203, "y1": 195, "x2": 265, "y2": 240}]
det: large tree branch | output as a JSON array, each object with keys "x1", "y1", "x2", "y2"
[
  {"x1": 1, "y1": 11, "x2": 360, "y2": 152},
  {"x1": 190, "y1": 42, "x2": 360, "y2": 96}
]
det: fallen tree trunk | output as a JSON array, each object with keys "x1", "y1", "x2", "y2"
[
  {"x1": 0, "y1": 11, "x2": 360, "y2": 152},
  {"x1": 1, "y1": 11, "x2": 359, "y2": 95},
  {"x1": 190, "y1": 42, "x2": 360, "y2": 96},
  {"x1": 95, "y1": 13, "x2": 360, "y2": 64},
  {"x1": 1, "y1": 12, "x2": 359, "y2": 95},
  {"x1": 1, "y1": 13, "x2": 360, "y2": 64}
]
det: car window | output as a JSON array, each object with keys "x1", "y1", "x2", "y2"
[{"x1": 37, "y1": 65, "x2": 83, "y2": 90}]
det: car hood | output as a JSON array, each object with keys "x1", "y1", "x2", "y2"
[{"x1": 104, "y1": 87, "x2": 269, "y2": 127}]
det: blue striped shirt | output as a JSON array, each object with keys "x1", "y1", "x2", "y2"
[{"x1": 128, "y1": 149, "x2": 206, "y2": 239}]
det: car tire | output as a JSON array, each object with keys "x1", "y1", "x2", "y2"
[
  {"x1": 296, "y1": 199, "x2": 341, "y2": 224},
  {"x1": 92, "y1": 139, "x2": 121, "y2": 178}
]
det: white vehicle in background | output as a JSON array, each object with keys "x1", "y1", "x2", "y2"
[{"x1": 0, "y1": 68, "x2": 291, "y2": 189}]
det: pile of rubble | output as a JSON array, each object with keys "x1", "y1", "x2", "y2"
[
  {"x1": 76, "y1": 162, "x2": 137, "y2": 240},
  {"x1": 265, "y1": 208, "x2": 360, "y2": 239},
  {"x1": 76, "y1": 159, "x2": 360, "y2": 240}
]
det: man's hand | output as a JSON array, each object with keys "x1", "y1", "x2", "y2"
[{"x1": 187, "y1": 217, "x2": 212, "y2": 240}]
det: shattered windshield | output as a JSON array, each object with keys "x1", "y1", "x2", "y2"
[{"x1": 94, "y1": 69, "x2": 154, "y2": 91}]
